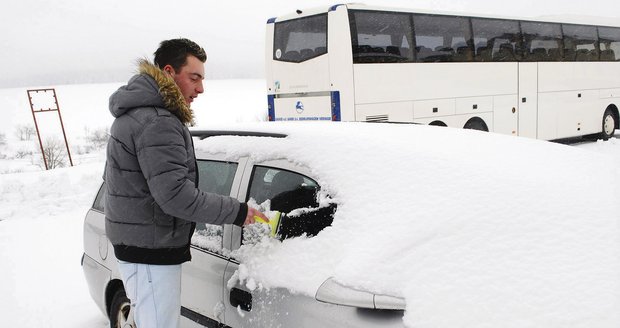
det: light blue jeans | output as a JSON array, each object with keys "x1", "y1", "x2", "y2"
[{"x1": 118, "y1": 261, "x2": 182, "y2": 328}]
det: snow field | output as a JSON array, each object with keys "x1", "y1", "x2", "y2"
[{"x1": 1, "y1": 81, "x2": 619, "y2": 327}]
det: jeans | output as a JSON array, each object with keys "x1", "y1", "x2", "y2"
[{"x1": 118, "y1": 261, "x2": 182, "y2": 328}]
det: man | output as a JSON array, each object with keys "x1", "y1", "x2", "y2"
[{"x1": 104, "y1": 38, "x2": 267, "y2": 328}]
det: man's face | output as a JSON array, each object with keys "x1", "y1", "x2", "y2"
[{"x1": 165, "y1": 55, "x2": 205, "y2": 106}]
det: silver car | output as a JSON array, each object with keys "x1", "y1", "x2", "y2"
[{"x1": 82, "y1": 129, "x2": 405, "y2": 328}]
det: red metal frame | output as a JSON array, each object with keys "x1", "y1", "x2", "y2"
[{"x1": 27, "y1": 88, "x2": 73, "y2": 170}]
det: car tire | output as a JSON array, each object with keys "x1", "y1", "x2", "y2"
[
  {"x1": 109, "y1": 288, "x2": 135, "y2": 328},
  {"x1": 600, "y1": 108, "x2": 616, "y2": 140}
]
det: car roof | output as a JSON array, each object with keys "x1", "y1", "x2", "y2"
[{"x1": 189, "y1": 121, "x2": 600, "y2": 188}]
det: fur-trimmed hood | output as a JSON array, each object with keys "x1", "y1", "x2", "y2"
[{"x1": 109, "y1": 59, "x2": 194, "y2": 125}]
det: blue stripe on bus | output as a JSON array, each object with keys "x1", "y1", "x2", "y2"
[
  {"x1": 330, "y1": 91, "x2": 341, "y2": 121},
  {"x1": 329, "y1": 4, "x2": 345, "y2": 12},
  {"x1": 267, "y1": 95, "x2": 275, "y2": 121},
  {"x1": 267, "y1": 17, "x2": 277, "y2": 24}
]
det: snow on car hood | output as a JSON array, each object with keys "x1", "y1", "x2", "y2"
[{"x1": 194, "y1": 122, "x2": 620, "y2": 327}]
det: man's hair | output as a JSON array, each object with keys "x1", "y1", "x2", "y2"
[{"x1": 153, "y1": 38, "x2": 207, "y2": 71}]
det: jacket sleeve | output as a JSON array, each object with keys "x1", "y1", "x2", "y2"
[{"x1": 135, "y1": 114, "x2": 246, "y2": 226}]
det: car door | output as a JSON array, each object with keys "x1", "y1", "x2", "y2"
[
  {"x1": 180, "y1": 155, "x2": 248, "y2": 328},
  {"x1": 221, "y1": 159, "x2": 337, "y2": 327}
]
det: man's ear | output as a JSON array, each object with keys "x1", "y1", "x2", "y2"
[{"x1": 163, "y1": 64, "x2": 175, "y2": 76}]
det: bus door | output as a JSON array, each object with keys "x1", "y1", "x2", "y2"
[
  {"x1": 518, "y1": 62, "x2": 538, "y2": 138},
  {"x1": 267, "y1": 13, "x2": 334, "y2": 122}
]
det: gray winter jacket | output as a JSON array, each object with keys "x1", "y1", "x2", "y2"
[{"x1": 104, "y1": 60, "x2": 246, "y2": 265}]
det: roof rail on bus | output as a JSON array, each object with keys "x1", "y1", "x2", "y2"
[{"x1": 190, "y1": 130, "x2": 288, "y2": 140}]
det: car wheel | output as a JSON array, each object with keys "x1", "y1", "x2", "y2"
[
  {"x1": 600, "y1": 108, "x2": 616, "y2": 140},
  {"x1": 463, "y1": 118, "x2": 489, "y2": 132},
  {"x1": 109, "y1": 288, "x2": 135, "y2": 328}
]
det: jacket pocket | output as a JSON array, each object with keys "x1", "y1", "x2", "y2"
[{"x1": 153, "y1": 205, "x2": 174, "y2": 226}]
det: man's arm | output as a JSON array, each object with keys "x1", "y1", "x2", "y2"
[{"x1": 135, "y1": 115, "x2": 247, "y2": 226}]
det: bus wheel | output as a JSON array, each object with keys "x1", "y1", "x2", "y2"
[
  {"x1": 463, "y1": 118, "x2": 488, "y2": 132},
  {"x1": 600, "y1": 108, "x2": 616, "y2": 140},
  {"x1": 429, "y1": 120, "x2": 447, "y2": 127}
]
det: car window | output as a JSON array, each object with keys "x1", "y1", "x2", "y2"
[
  {"x1": 191, "y1": 160, "x2": 238, "y2": 254},
  {"x1": 197, "y1": 160, "x2": 238, "y2": 195},
  {"x1": 245, "y1": 166, "x2": 336, "y2": 240},
  {"x1": 92, "y1": 182, "x2": 105, "y2": 212}
]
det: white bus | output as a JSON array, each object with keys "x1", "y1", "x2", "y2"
[{"x1": 264, "y1": 4, "x2": 620, "y2": 140}]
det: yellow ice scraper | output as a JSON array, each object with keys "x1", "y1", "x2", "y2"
[{"x1": 254, "y1": 211, "x2": 282, "y2": 237}]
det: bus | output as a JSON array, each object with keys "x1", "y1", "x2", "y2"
[{"x1": 264, "y1": 4, "x2": 620, "y2": 140}]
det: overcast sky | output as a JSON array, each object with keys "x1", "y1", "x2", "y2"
[{"x1": 2, "y1": 0, "x2": 619, "y2": 88}]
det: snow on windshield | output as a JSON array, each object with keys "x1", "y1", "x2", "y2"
[{"x1": 196, "y1": 121, "x2": 620, "y2": 327}]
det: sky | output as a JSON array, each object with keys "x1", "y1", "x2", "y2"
[{"x1": 2, "y1": 0, "x2": 620, "y2": 88}]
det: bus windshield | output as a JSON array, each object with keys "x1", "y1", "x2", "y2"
[{"x1": 273, "y1": 14, "x2": 328, "y2": 63}]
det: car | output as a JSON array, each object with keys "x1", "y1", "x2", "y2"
[
  {"x1": 82, "y1": 124, "x2": 407, "y2": 328},
  {"x1": 83, "y1": 122, "x2": 619, "y2": 328}
]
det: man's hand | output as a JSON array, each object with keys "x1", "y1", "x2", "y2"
[{"x1": 244, "y1": 207, "x2": 269, "y2": 226}]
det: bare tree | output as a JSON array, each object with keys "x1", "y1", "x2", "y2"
[
  {"x1": 14, "y1": 124, "x2": 36, "y2": 141},
  {"x1": 85, "y1": 126, "x2": 109, "y2": 149},
  {"x1": 0, "y1": 133, "x2": 7, "y2": 161},
  {"x1": 15, "y1": 149, "x2": 32, "y2": 159},
  {"x1": 37, "y1": 137, "x2": 67, "y2": 169}
]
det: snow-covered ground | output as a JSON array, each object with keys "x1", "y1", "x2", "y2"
[{"x1": 1, "y1": 80, "x2": 619, "y2": 327}]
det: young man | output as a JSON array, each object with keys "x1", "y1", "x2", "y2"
[{"x1": 104, "y1": 38, "x2": 267, "y2": 328}]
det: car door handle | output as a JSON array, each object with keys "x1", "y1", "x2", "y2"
[{"x1": 230, "y1": 288, "x2": 252, "y2": 312}]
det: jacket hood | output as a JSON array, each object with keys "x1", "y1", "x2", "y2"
[{"x1": 109, "y1": 59, "x2": 194, "y2": 125}]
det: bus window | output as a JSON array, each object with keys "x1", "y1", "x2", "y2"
[
  {"x1": 471, "y1": 18, "x2": 521, "y2": 62},
  {"x1": 598, "y1": 27, "x2": 620, "y2": 61},
  {"x1": 563, "y1": 24, "x2": 599, "y2": 61},
  {"x1": 413, "y1": 14, "x2": 473, "y2": 62},
  {"x1": 349, "y1": 10, "x2": 414, "y2": 63},
  {"x1": 521, "y1": 22, "x2": 563, "y2": 61},
  {"x1": 274, "y1": 14, "x2": 327, "y2": 63}
]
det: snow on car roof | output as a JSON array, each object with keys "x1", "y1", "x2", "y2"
[{"x1": 193, "y1": 122, "x2": 620, "y2": 327}]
